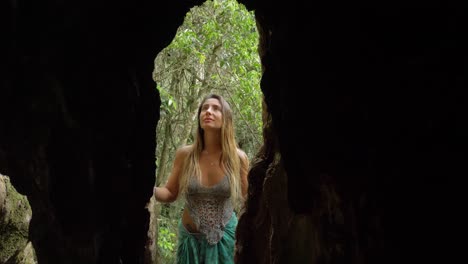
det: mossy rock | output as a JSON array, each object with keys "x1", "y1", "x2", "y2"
[
  {"x1": 0, "y1": 175, "x2": 36, "y2": 264},
  {"x1": 4, "y1": 242, "x2": 37, "y2": 264}
]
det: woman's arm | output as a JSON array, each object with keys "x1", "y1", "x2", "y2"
[
  {"x1": 238, "y1": 149, "x2": 250, "y2": 199},
  {"x1": 154, "y1": 146, "x2": 190, "y2": 203}
]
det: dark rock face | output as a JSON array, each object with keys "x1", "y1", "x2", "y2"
[
  {"x1": 1, "y1": 1, "x2": 204, "y2": 263},
  {"x1": 1, "y1": 1, "x2": 466, "y2": 263},
  {"x1": 236, "y1": 2, "x2": 466, "y2": 264}
]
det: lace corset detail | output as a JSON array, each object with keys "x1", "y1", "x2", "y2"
[{"x1": 186, "y1": 174, "x2": 233, "y2": 245}]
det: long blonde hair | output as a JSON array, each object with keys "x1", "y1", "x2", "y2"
[{"x1": 178, "y1": 94, "x2": 243, "y2": 208}]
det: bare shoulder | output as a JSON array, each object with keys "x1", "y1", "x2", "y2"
[
  {"x1": 237, "y1": 148, "x2": 249, "y2": 163},
  {"x1": 175, "y1": 145, "x2": 192, "y2": 158},
  {"x1": 179, "y1": 145, "x2": 193, "y2": 153},
  {"x1": 237, "y1": 148, "x2": 247, "y2": 157}
]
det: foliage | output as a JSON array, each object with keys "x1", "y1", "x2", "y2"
[
  {"x1": 157, "y1": 215, "x2": 177, "y2": 263},
  {"x1": 153, "y1": 0, "x2": 262, "y2": 159},
  {"x1": 157, "y1": 227, "x2": 176, "y2": 252}
]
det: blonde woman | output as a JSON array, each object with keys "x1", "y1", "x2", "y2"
[{"x1": 154, "y1": 93, "x2": 249, "y2": 263}]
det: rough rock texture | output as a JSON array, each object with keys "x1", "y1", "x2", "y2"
[
  {"x1": 1, "y1": 1, "x2": 466, "y2": 264},
  {"x1": 235, "y1": 2, "x2": 466, "y2": 264},
  {"x1": 1, "y1": 1, "x2": 204, "y2": 263},
  {"x1": 0, "y1": 175, "x2": 35, "y2": 264},
  {"x1": 4, "y1": 242, "x2": 37, "y2": 264}
]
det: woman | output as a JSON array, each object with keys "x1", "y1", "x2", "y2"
[{"x1": 154, "y1": 93, "x2": 249, "y2": 263}]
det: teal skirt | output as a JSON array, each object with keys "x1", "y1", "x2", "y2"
[{"x1": 176, "y1": 213, "x2": 237, "y2": 264}]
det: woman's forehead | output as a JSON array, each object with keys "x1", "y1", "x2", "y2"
[{"x1": 203, "y1": 98, "x2": 221, "y2": 106}]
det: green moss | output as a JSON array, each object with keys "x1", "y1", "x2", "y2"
[
  {"x1": 4, "y1": 242, "x2": 37, "y2": 264},
  {"x1": 0, "y1": 175, "x2": 32, "y2": 263}
]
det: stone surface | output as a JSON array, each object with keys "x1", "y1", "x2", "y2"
[{"x1": 0, "y1": 175, "x2": 34, "y2": 264}]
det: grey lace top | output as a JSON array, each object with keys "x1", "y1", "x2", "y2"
[{"x1": 186, "y1": 174, "x2": 233, "y2": 245}]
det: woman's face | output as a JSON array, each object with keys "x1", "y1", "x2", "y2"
[{"x1": 200, "y1": 98, "x2": 223, "y2": 130}]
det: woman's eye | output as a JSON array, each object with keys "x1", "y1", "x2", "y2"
[{"x1": 201, "y1": 104, "x2": 221, "y2": 112}]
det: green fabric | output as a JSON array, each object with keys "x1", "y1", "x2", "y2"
[{"x1": 176, "y1": 213, "x2": 237, "y2": 264}]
